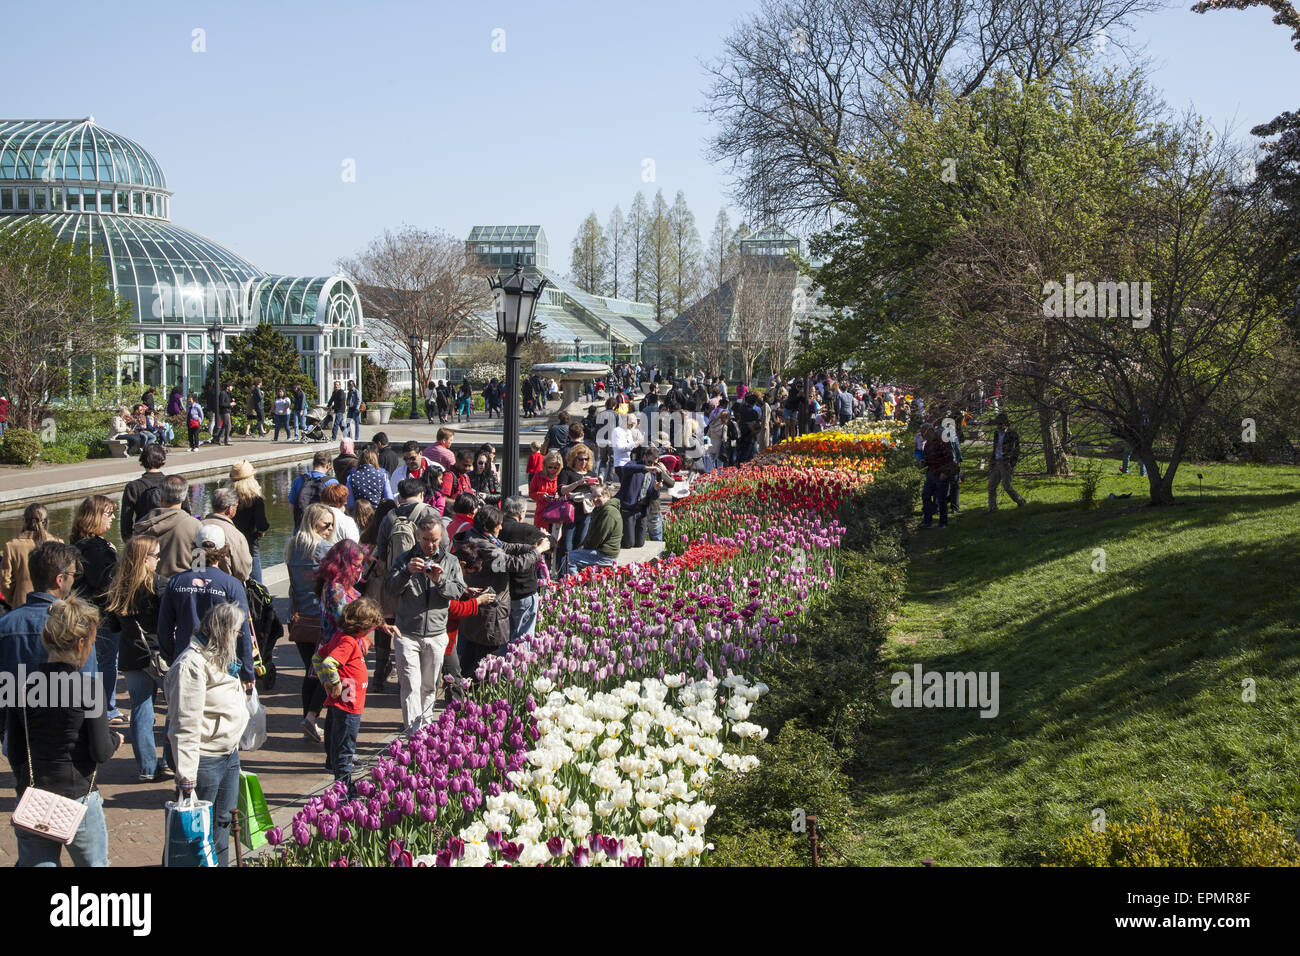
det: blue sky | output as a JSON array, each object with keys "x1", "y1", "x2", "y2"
[{"x1": 3, "y1": 0, "x2": 1298, "y2": 278}]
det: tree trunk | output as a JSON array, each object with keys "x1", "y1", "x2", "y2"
[
  {"x1": 1143, "y1": 451, "x2": 1175, "y2": 505},
  {"x1": 1036, "y1": 402, "x2": 1070, "y2": 476}
]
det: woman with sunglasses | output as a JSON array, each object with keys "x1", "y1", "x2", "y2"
[
  {"x1": 554, "y1": 445, "x2": 599, "y2": 572},
  {"x1": 104, "y1": 535, "x2": 171, "y2": 781},
  {"x1": 285, "y1": 503, "x2": 336, "y2": 742}
]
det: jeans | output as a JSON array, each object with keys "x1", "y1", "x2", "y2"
[
  {"x1": 646, "y1": 511, "x2": 663, "y2": 542},
  {"x1": 331, "y1": 413, "x2": 346, "y2": 440},
  {"x1": 557, "y1": 512, "x2": 591, "y2": 573},
  {"x1": 1120, "y1": 445, "x2": 1147, "y2": 476},
  {"x1": 296, "y1": 641, "x2": 326, "y2": 717},
  {"x1": 249, "y1": 551, "x2": 263, "y2": 586},
  {"x1": 273, "y1": 413, "x2": 289, "y2": 441},
  {"x1": 123, "y1": 669, "x2": 161, "y2": 777},
  {"x1": 294, "y1": 411, "x2": 306, "y2": 438},
  {"x1": 14, "y1": 790, "x2": 108, "y2": 867},
  {"x1": 214, "y1": 412, "x2": 231, "y2": 444},
  {"x1": 195, "y1": 749, "x2": 241, "y2": 867},
  {"x1": 922, "y1": 472, "x2": 951, "y2": 526},
  {"x1": 565, "y1": 549, "x2": 617, "y2": 577},
  {"x1": 96, "y1": 626, "x2": 121, "y2": 719},
  {"x1": 509, "y1": 592, "x2": 538, "y2": 643},
  {"x1": 324, "y1": 707, "x2": 361, "y2": 789},
  {"x1": 621, "y1": 508, "x2": 646, "y2": 550},
  {"x1": 395, "y1": 632, "x2": 448, "y2": 733},
  {"x1": 348, "y1": 411, "x2": 361, "y2": 437}
]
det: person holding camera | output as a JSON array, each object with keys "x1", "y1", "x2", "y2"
[{"x1": 385, "y1": 515, "x2": 465, "y2": 733}]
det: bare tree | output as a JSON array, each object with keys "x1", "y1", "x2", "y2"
[
  {"x1": 339, "y1": 226, "x2": 491, "y2": 392},
  {"x1": 731, "y1": 255, "x2": 796, "y2": 386},
  {"x1": 607, "y1": 205, "x2": 627, "y2": 298},
  {"x1": 570, "y1": 212, "x2": 609, "y2": 295},
  {"x1": 646, "y1": 190, "x2": 676, "y2": 322},
  {"x1": 627, "y1": 192, "x2": 651, "y2": 302},
  {"x1": 668, "y1": 191, "x2": 703, "y2": 315},
  {"x1": 702, "y1": 0, "x2": 1163, "y2": 226}
]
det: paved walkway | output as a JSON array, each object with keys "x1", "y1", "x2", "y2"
[{"x1": 0, "y1": 402, "x2": 568, "y2": 509}]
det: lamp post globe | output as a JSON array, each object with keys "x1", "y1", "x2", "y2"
[
  {"x1": 574, "y1": 337, "x2": 582, "y2": 363},
  {"x1": 488, "y1": 256, "x2": 549, "y2": 497}
]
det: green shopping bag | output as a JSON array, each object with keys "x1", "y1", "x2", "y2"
[{"x1": 237, "y1": 770, "x2": 274, "y2": 851}]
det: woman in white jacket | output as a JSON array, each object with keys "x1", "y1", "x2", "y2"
[{"x1": 165, "y1": 602, "x2": 250, "y2": 867}]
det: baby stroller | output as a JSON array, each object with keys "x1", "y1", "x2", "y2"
[{"x1": 303, "y1": 405, "x2": 333, "y2": 442}]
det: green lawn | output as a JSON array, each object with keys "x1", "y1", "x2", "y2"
[{"x1": 848, "y1": 455, "x2": 1300, "y2": 865}]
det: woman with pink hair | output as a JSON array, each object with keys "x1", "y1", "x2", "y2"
[{"x1": 313, "y1": 540, "x2": 397, "y2": 700}]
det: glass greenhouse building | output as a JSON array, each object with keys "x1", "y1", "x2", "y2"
[{"x1": 0, "y1": 117, "x2": 367, "y2": 401}]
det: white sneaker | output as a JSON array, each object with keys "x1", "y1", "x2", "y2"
[{"x1": 300, "y1": 717, "x2": 322, "y2": 742}]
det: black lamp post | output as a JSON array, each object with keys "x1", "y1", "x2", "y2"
[
  {"x1": 489, "y1": 256, "x2": 548, "y2": 497},
  {"x1": 609, "y1": 330, "x2": 616, "y2": 366},
  {"x1": 574, "y1": 337, "x2": 582, "y2": 363},
  {"x1": 206, "y1": 319, "x2": 224, "y2": 417},
  {"x1": 408, "y1": 332, "x2": 420, "y2": 422}
]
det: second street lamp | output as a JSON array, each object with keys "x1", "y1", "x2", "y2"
[
  {"x1": 574, "y1": 336, "x2": 582, "y2": 363},
  {"x1": 206, "y1": 319, "x2": 224, "y2": 439},
  {"x1": 489, "y1": 256, "x2": 548, "y2": 498}
]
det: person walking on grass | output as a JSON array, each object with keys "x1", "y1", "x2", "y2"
[
  {"x1": 988, "y1": 412, "x2": 1027, "y2": 511},
  {"x1": 920, "y1": 423, "x2": 954, "y2": 529}
]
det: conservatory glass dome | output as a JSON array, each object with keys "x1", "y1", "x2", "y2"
[{"x1": 0, "y1": 118, "x2": 167, "y2": 189}]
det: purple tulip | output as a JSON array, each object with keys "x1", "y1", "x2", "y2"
[{"x1": 266, "y1": 826, "x2": 284, "y2": 846}]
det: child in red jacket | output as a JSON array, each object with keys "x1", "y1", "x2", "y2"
[
  {"x1": 316, "y1": 598, "x2": 383, "y2": 792},
  {"x1": 526, "y1": 441, "x2": 544, "y2": 479}
]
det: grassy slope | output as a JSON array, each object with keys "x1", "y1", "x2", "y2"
[{"x1": 849, "y1": 455, "x2": 1300, "y2": 865}]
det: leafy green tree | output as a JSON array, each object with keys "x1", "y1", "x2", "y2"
[
  {"x1": 210, "y1": 322, "x2": 314, "y2": 407},
  {"x1": 0, "y1": 222, "x2": 133, "y2": 430}
]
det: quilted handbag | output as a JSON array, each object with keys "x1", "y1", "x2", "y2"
[{"x1": 11, "y1": 703, "x2": 93, "y2": 845}]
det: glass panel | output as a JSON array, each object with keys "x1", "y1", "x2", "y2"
[
  {"x1": 100, "y1": 190, "x2": 113, "y2": 211},
  {"x1": 132, "y1": 192, "x2": 142, "y2": 214},
  {"x1": 143, "y1": 333, "x2": 161, "y2": 350},
  {"x1": 0, "y1": 188, "x2": 11, "y2": 210},
  {"x1": 165, "y1": 354, "x2": 181, "y2": 389},
  {"x1": 145, "y1": 194, "x2": 154, "y2": 216},
  {"x1": 143, "y1": 355, "x2": 162, "y2": 386},
  {"x1": 51, "y1": 187, "x2": 61, "y2": 208},
  {"x1": 33, "y1": 189, "x2": 47, "y2": 211},
  {"x1": 187, "y1": 334, "x2": 203, "y2": 350},
  {"x1": 16, "y1": 189, "x2": 29, "y2": 211},
  {"x1": 65, "y1": 187, "x2": 80, "y2": 211},
  {"x1": 187, "y1": 354, "x2": 204, "y2": 392},
  {"x1": 166, "y1": 333, "x2": 182, "y2": 350},
  {"x1": 117, "y1": 192, "x2": 129, "y2": 213},
  {"x1": 82, "y1": 190, "x2": 96, "y2": 212}
]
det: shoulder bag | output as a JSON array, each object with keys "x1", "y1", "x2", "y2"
[{"x1": 12, "y1": 693, "x2": 95, "y2": 845}]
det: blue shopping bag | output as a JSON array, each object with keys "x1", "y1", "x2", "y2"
[{"x1": 163, "y1": 795, "x2": 218, "y2": 867}]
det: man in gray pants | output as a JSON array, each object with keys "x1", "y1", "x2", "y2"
[{"x1": 385, "y1": 515, "x2": 464, "y2": 733}]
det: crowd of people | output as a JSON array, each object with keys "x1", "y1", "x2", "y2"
[
  {"x1": 0, "y1": 361, "x2": 1029, "y2": 867},
  {"x1": 420, "y1": 374, "x2": 561, "y2": 425}
]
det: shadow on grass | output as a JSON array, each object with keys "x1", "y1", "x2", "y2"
[{"x1": 854, "y1": 488, "x2": 1300, "y2": 864}]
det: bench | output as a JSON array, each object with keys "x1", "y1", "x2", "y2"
[{"x1": 101, "y1": 439, "x2": 130, "y2": 458}]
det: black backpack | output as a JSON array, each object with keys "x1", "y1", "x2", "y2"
[
  {"x1": 294, "y1": 474, "x2": 327, "y2": 527},
  {"x1": 135, "y1": 481, "x2": 165, "y2": 527}
]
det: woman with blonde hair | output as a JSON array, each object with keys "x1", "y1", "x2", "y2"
[
  {"x1": 105, "y1": 535, "x2": 171, "y2": 782},
  {"x1": 2, "y1": 503, "x2": 60, "y2": 609},
  {"x1": 70, "y1": 495, "x2": 124, "y2": 725},
  {"x1": 285, "y1": 502, "x2": 335, "y2": 741},
  {"x1": 6, "y1": 595, "x2": 121, "y2": 866},
  {"x1": 228, "y1": 460, "x2": 269, "y2": 585},
  {"x1": 164, "y1": 602, "x2": 249, "y2": 867}
]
